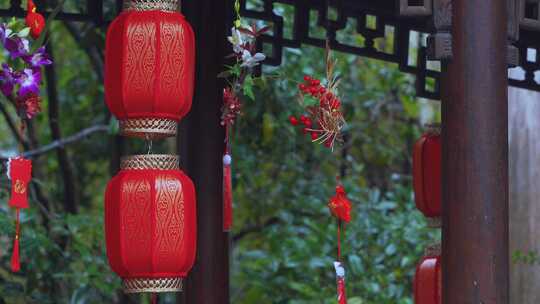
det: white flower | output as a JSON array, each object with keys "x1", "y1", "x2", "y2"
[
  {"x1": 227, "y1": 27, "x2": 245, "y2": 54},
  {"x1": 240, "y1": 49, "x2": 266, "y2": 68}
]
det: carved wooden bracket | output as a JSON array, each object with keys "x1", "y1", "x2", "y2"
[
  {"x1": 398, "y1": 0, "x2": 433, "y2": 16},
  {"x1": 427, "y1": 0, "x2": 452, "y2": 60},
  {"x1": 399, "y1": 0, "x2": 522, "y2": 65},
  {"x1": 520, "y1": 0, "x2": 540, "y2": 31}
]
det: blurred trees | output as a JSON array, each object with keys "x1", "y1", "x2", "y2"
[{"x1": 0, "y1": 1, "x2": 438, "y2": 303}]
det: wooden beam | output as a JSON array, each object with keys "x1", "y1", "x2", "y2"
[
  {"x1": 178, "y1": 0, "x2": 231, "y2": 303},
  {"x1": 441, "y1": 0, "x2": 509, "y2": 303}
]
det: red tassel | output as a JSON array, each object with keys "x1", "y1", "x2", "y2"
[
  {"x1": 223, "y1": 153, "x2": 233, "y2": 231},
  {"x1": 11, "y1": 208, "x2": 21, "y2": 272},
  {"x1": 337, "y1": 277, "x2": 347, "y2": 304}
]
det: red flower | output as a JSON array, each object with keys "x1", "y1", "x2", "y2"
[
  {"x1": 328, "y1": 185, "x2": 352, "y2": 223},
  {"x1": 26, "y1": 0, "x2": 45, "y2": 39},
  {"x1": 16, "y1": 94, "x2": 42, "y2": 119},
  {"x1": 221, "y1": 88, "x2": 242, "y2": 126}
]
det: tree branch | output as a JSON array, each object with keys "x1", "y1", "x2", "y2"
[
  {"x1": 0, "y1": 101, "x2": 29, "y2": 150},
  {"x1": 232, "y1": 216, "x2": 280, "y2": 243},
  {"x1": 0, "y1": 124, "x2": 109, "y2": 161},
  {"x1": 45, "y1": 42, "x2": 78, "y2": 214}
]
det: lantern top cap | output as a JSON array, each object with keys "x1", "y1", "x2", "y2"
[
  {"x1": 123, "y1": 0, "x2": 180, "y2": 12},
  {"x1": 424, "y1": 123, "x2": 441, "y2": 136},
  {"x1": 424, "y1": 242, "x2": 441, "y2": 257},
  {"x1": 121, "y1": 154, "x2": 180, "y2": 170}
]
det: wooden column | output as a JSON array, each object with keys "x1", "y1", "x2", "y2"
[
  {"x1": 441, "y1": 0, "x2": 509, "y2": 303},
  {"x1": 178, "y1": 1, "x2": 231, "y2": 303}
]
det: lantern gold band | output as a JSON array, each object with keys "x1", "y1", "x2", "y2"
[
  {"x1": 123, "y1": 0, "x2": 180, "y2": 12},
  {"x1": 121, "y1": 154, "x2": 180, "y2": 170},
  {"x1": 123, "y1": 277, "x2": 183, "y2": 293},
  {"x1": 120, "y1": 118, "x2": 178, "y2": 139}
]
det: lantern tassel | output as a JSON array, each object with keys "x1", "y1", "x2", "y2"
[
  {"x1": 223, "y1": 154, "x2": 233, "y2": 231},
  {"x1": 335, "y1": 220, "x2": 347, "y2": 304},
  {"x1": 11, "y1": 208, "x2": 21, "y2": 273}
]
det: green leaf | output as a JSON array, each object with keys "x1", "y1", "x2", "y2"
[
  {"x1": 17, "y1": 27, "x2": 30, "y2": 38},
  {"x1": 243, "y1": 75, "x2": 255, "y2": 100},
  {"x1": 302, "y1": 95, "x2": 318, "y2": 106}
]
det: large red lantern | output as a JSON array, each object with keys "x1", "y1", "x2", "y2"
[
  {"x1": 412, "y1": 125, "x2": 441, "y2": 225},
  {"x1": 105, "y1": 0, "x2": 195, "y2": 138},
  {"x1": 105, "y1": 155, "x2": 196, "y2": 293},
  {"x1": 414, "y1": 244, "x2": 442, "y2": 304}
]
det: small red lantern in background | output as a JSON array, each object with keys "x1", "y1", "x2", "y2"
[
  {"x1": 414, "y1": 244, "x2": 442, "y2": 304},
  {"x1": 413, "y1": 125, "x2": 441, "y2": 226},
  {"x1": 105, "y1": 0, "x2": 195, "y2": 138},
  {"x1": 105, "y1": 155, "x2": 196, "y2": 293}
]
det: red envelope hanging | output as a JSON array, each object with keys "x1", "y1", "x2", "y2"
[
  {"x1": 6, "y1": 157, "x2": 32, "y2": 272},
  {"x1": 8, "y1": 157, "x2": 32, "y2": 209}
]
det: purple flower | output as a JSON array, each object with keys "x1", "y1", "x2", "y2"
[
  {"x1": 0, "y1": 64, "x2": 16, "y2": 97},
  {"x1": 23, "y1": 47, "x2": 53, "y2": 68},
  {"x1": 0, "y1": 23, "x2": 12, "y2": 45},
  {"x1": 5, "y1": 36, "x2": 30, "y2": 59},
  {"x1": 17, "y1": 68, "x2": 41, "y2": 97}
]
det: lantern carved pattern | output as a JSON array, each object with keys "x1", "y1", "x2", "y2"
[
  {"x1": 104, "y1": 0, "x2": 197, "y2": 295},
  {"x1": 414, "y1": 244, "x2": 442, "y2": 304},
  {"x1": 412, "y1": 125, "x2": 441, "y2": 226},
  {"x1": 105, "y1": 0, "x2": 195, "y2": 138},
  {"x1": 105, "y1": 155, "x2": 196, "y2": 293}
]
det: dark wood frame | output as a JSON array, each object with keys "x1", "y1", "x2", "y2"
[{"x1": 1, "y1": 0, "x2": 527, "y2": 303}]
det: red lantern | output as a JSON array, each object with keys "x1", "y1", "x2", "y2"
[
  {"x1": 105, "y1": 155, "x2": 196, "y2": 293},
  {"x1": 412, "y1": 125, "x2": 441, "y2": 224},
  {"x1": 414, "y1": 244, "x2": 442, "y2": 304},
  {"x1": 105, "y1": 0, "x2": 195, "y2": 138}
]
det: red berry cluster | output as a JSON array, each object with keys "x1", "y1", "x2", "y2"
[
  {"x1": 289, "y1": 76, "x2": 344, "y2": 148},
  {"x1": 298, "y1": 75, "x2": 341, "y2": 110},
  {"x1": 289, "y1": 114, "x2": 321, "y2": 140}
]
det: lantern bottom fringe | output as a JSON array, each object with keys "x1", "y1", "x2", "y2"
[
  {"x1": 120, "y1": 118, "x2": 178, "y2": 139},
  {"x1": 426, "y1": 216, "x2": 441, "y2": 228},
  {"x1": 122, "y1": 277, "x2": 183, "y2": 293}
]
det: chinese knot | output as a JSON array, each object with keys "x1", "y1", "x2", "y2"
[{"x1": 328, "y1": 185, "x2": 352, "y2": 223}]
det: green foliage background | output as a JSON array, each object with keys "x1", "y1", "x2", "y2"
[{"x1": 0, "y1": 1, "x2": 439, "y2": 303}]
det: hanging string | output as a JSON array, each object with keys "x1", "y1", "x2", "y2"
[
  {"x1": 11, "y1": 208, "x2": 21, "y2": 272},
  {"x1": 145, "y1": 135, "x2": 153, "y2": 155},
  {"x1": 337, "y1": 219, "x2": 341, "y2": 261}
]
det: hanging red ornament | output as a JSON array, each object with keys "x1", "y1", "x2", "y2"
[
  {"x1": 414, "y1": 244, "x2": 442, "y2": 304},
  {"x1": 328, "y1": 185, "x2": 352, "y2": 223},
  {"x1": 413, "y1": 125, "x2": 441, "y2": 226},
  {"x1": 6, "y1": 157, "x2": 32, "y2": 273},
  {"x1": 105, "y1": 0, "x2": 195, "y2": 139},
  {"x1": 334, "y1": 262, "x2": 348, "y2": 304},
  {"x1": 105, "y1": 155, "x2": 196, "y2": 293},
  {"x1": 223, "y1": 153, "x2": 233, "y2": 231},
  {"x1": 25, "y1": 0, "x2": 45, "y2": 40}
]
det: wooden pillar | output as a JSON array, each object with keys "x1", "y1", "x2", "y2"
[
  {"x1": 441, "y1": 0, "x2": 509, "y2": 303},
  {"x1": 178, "y1": 1, "x2": 231, "y2": 303}
]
